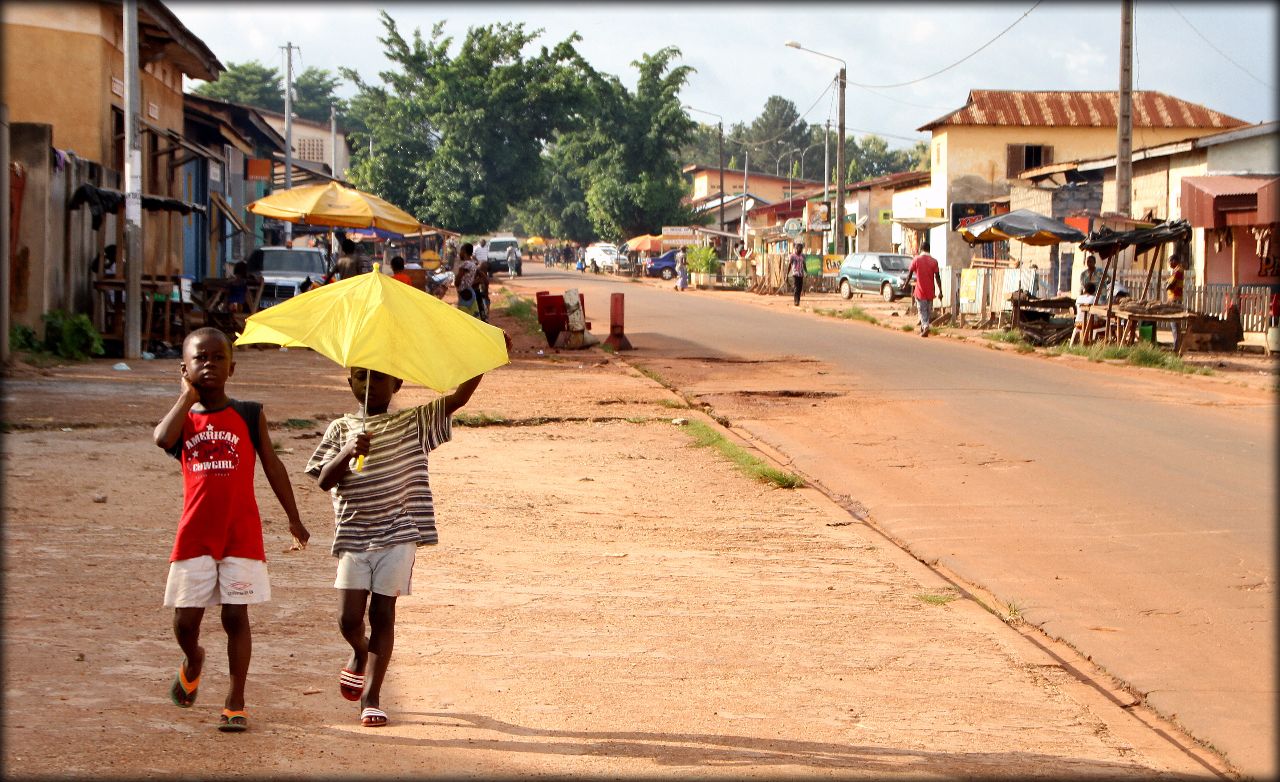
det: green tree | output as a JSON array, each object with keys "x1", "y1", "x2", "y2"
[
  {"x1": 578, "y1": 47, "x2": 703, "y2": 239},
  {"x1": 342, "y1": 13, "x2": 589, "y2": 234},
  {"x1": 193, "y1": 59, "x2": 283, "y2": 111},
  {"x1": 725, "y1": 96, "x2": 809, "y2": 176},
  {"x1": 293, "y1": 67, "x2": 346, "y2": 123}
]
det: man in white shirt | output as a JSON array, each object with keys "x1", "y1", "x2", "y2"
[{"x1": 474, "y1": 240, "x2": 490, "y2": 270}]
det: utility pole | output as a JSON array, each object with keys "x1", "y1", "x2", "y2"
[
  {"x1": 330, "y1": 103, "x2": 337, "y2": 178},
  {"x1": 282, "y1": 41, "x2": 298, "y2": 243},
  {"x1": 123, "y1": 0, "x2": 143, "y2": 359},
  {"x1": 1, "y1": 104, "x2": 10, "y2": 364},
  {"x1": 742, "y1": 149, "x2": 750, "y2": 244},
  {"x1": 835, "y1": 66, "x2": 846, "y2": 256},
  {"x1": 1116, "y1": 0, "x2": 1133, "y2": 218},
  {"x1": 824, "y1": 119, "x2": 830, "y2": 252},
  {"x1": 717, "y1": 120, "x2": 725, "y2": 241}
]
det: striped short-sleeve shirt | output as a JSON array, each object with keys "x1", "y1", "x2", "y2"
[{"x1": 305, "y1": 398, "x2": 452, "y2": 556}]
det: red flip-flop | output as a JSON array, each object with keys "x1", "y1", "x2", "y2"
[{"x1": 339, "y1": 668, "x2": 364, "y2": 701}]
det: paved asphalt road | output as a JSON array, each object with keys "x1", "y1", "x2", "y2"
[{"x1": 510, "y1": 264, "x2": 1276, "y2": 779}]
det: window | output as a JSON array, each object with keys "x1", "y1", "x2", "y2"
[
  {"x1": 1006, "y1": 144, "x2": 1053, "y2": 178},
  {"x1": 296, "y1": 137, "x2": 326, "y2": 163}
]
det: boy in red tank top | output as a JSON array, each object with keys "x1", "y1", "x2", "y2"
[{"x1": 153, "y1": 327, "x2": 310, "y2": 732}]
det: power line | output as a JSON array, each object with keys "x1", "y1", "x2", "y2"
[
  {"x1": 845, "y1": 0, "x2": 1043, "y2": 89},
  {"x1": 1167, "y1": 1, "x2": 1272, "y2": 89}
]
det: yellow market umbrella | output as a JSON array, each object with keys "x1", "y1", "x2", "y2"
[
  {"x1": 624, "y1": 234, "x2": 663, "y2": 253},
  {"x1": 247, "y1": 182, "x2": 422, "y2": 235},
  {"x1": 236, "y1": 263, "x2": 508, "y2": 392},
  {"x1": 526, "y1": 236, "x2": 546, "y2": 246}
]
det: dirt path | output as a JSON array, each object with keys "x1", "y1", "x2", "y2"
[{"x1": 0, "y1": 302, "x2": 1234, "y2": 778}]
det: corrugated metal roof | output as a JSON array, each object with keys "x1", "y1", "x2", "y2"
[{"x1": 917, "y1": 90, "x2": 1247, "y2": 131}]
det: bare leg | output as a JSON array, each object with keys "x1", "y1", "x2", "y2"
[
  {"x1": 221, "y1": 604, "x2": 251, "y2": 712},
  {"x1": 361, "y1": 593, "x2": 398, "y2": 710},
  {"x1": 339, "y1": 589, "x2": 370, "y2": 676},
  {"x1": 172, "y1": 607, "x2": 206, "y2": 705}
]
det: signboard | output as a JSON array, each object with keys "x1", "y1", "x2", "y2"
[
  {"x1": 661, "y1": 225, "x2": 697, "y2": 248},
  {"x1": 951, "y1": 202, "x2": 991, "y2": 231},
  {"x1": 807, "y1": 201, "x2": 831, "y2": 230},
  {"x1": 246, "y1": 158, "x2": 272, "y2": 181},
  {"x1": 783, "y1": 218, "x2": 804, "y2": 238},
  {"x1": 822, "y1": 254, "x2": 843, "y2": 275}
]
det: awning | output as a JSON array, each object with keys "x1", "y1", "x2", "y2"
[
  {"x1": 691, "y1": 226, "x2": 742, "y2": 239},
  {"x1": 1181, "y1": 175, "x2": 1279, "y2": 228},
  {"x1": 892, "y1": 216, "x2": 948, "y2": 232}
]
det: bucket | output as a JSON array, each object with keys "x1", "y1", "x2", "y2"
[
  {"x1": 1138, "y1": 323, "x2": 1155, "y2": 343},
  {"x1": 1267, "y1": 326, "x2": 1280, "y2": 353}
]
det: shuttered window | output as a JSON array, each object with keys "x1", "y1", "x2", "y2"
[{"x1": 1006, "y1": 144, "x2": 1054, "y2": 178}]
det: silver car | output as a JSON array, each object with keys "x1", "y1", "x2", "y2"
[
  {"x1": 837, "y1": 252, "x2": 913, "y2": 302},
  {"x1": 247, "y1": 246, "x2": 330, "y2": 308}
]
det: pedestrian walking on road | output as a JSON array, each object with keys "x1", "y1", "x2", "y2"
[
  {"x1": 675, "y1": 248, "x2": 689, "y2": 291},
  {"x1": 455, "y1": 243, "x2": 480, "y2": 316},
  {"x1": 305, "y1": 347, "x2": 507, "y2": 729},
  {"x1": 789, "y1": 243, "x2": 806, "y2": 306},
  {"x1": 152, "y1": 327, "x2": 310, "y2": 733},
  {"x1": 904, "y1": 250, "x2": 943, "y2": 337}
]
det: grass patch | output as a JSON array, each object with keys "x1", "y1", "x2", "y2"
[
  {"x1": 283, "y1": 418, "x2": 314, "y2": 429},
  {"x1": 681, "y1": 419, "x2": 805, "y2": 489},
  {"x1": 637, "y1": 366, "x2": 677, "y2": 391},
  {"x1": 656, "y1": 398, "x2": 687, "y2": 409},
  {"x1": 501, "y1": 294, "x2": 543, "y2": 335},
  {"x1": 624, "y1": 416, "x2": 648, "y2": 424},
  {"x1": 982, "y1": 329, "x2": 1025, "y2": 344},
  {"x1": 1049, "y1": 341, "x2": 1212, "y2": 374},
  {"x1": 816, "y1": 306, "x2": 878, "y2": 325},
  {"x1": 914, "y1": 593, "x2": 958, "y2": 607},
  {"x1": 901, "y1": 325, "x2": 915, "y2": 332},
  {"x1": 453, "y1": 411, "x2": 510, "y2": 427}
]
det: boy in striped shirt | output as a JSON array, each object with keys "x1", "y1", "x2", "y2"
[{"x1": 305, "y1": 355, "x2": 503, "y2": 727}]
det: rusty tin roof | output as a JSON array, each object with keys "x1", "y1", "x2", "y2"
[{"x1": 918, "y1": 90, "x2": 1247, "y2": 132}]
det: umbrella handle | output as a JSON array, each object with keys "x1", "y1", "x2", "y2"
[
  {"x1": 354, "y1": 454, "x2": 365, "y2": 472},
  {"x1": 353, "y1": 377, "x2": 370, "y2": 472}
]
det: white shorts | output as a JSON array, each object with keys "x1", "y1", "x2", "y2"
[
  {"x1": 334, "y1": 542, "x2": 417, "y2": 597},
  {"x1": 164, "y1": 556, "x2": 270, "y2": 608}
]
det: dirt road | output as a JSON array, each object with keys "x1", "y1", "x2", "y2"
[{"x1": 0, "y1": 299, "x2": 1234, "y2": 778}]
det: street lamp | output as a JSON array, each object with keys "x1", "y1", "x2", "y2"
[
  {"x1": 783, "y1": 147, "x2": 801, "y2": 201},
  {"x1": 786, "y1": 40, "x2": 845, "y2": 255},
  {"x1": 684, "y1": 105, "x2": 726, "y2": 241},
  {"x1": 798, "y1": 139, "x2": 824, "y2": 181}
]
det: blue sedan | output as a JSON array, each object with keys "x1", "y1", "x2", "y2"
[{"x1": 643, "y1": 250, "x2": 678, "y2": 280}]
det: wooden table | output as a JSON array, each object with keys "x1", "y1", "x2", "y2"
[
  {"x1": 93, "y1": 276, "x2": 184, "y2": 346},
  {"x1": 1080, "y1": 305, "x2": 1194, "y2": 353}
]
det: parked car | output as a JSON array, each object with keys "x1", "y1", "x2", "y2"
[
  {"x1": 246, "y1": 246, "x2": 330, "y2": 308},
  {"x1": 837, "y1": 251, "x2": 914, "y2": 302},
  {"x1": 585, "y1": 242, "x2": 621, "y2": 272},
  {"x1": 643, "y1": 250, "x2": 678, "y2": 280},
  {"x1": 485, "y1": 236, "x2": 519, "y2": 274}
]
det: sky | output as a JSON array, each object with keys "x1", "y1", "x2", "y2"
[{"x1": 170, "y1": 1, "x2": 1277, "y2": 151}]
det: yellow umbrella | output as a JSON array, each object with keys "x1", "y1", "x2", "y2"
[
  {"x1": 236, "y1": 263, "x2": 508, "y2": 393},
  {"x1": 526, "y1": 236, "x2": 546, "y2": 246},
  {"x1": 237, "y1": 262, "x2": 508, "y2": 471},
  {"x1": 247, "y1": 182, "x2": 422, "y2": 235}
]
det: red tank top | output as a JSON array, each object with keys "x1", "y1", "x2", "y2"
[{"x1": 169, "y1": 401, "x2": 266, "y2": 562}]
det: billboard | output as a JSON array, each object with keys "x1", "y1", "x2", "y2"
[{"x1": 951, "y1": 202, "x2": 991, "y2": 231}]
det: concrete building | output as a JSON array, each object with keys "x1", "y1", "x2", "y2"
[
  {"x1": 1015, "y1": 122, "x2": 1279, "y2": 331},
  {"x1": 917, "y1": 90, "x2": 1247, "y2": 278},
  {"x1": 2, "y1": 0, "x2": 223, "y2": 336},
  {"x1": 256, "y1": 107, "x2": 351, "y2": 181},
  {"x1": 684, "y1": 164, "x2": 819, "y2": 205}
]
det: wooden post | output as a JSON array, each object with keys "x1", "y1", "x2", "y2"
[{"x1": 1102, "y1": 252, "x2": 1119, "y2": 343}]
